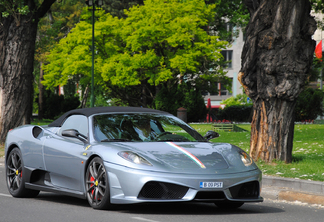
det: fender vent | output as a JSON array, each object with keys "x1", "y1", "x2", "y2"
[{"x1": 32, "y1": 126, "x2": 43, "y2": 138}]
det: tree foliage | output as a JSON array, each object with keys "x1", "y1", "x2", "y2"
[
  {"x1": 43, "y1": 0, "x2": 229, "y2": 108},
  {"x1": 206, "y1": 0, "x2": 249, "y2": 42},
  {"x1": 103, "y1": 0, "x2": 144, "y2": 18},
  {"x1": 153, "y1": 83, "x2": 207, "y2": 122},
  {"x1": 35, "y1": 0, "x2": 84, "y2": 63}
]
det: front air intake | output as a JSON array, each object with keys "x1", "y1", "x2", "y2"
[
  {"x1": 138, "y1": 182, "x2": 189, "y2": 200},
  {"x1": 229, "y1": 181, "x2": 260, "y2": 199},
  {"x1": 194, "y1": 191, "x2": 226, "y2": 201}
]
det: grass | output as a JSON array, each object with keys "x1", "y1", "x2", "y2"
[
  {"x1": 190, "y1": 123, "x2": 324, "y2": 182},
  {"x1": 1, "y1": 121, "x2": 324, "y2": 182}
]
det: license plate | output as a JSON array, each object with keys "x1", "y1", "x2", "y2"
[{"x1": 200, "y1": 182, "x2": 223, "y2": 188}]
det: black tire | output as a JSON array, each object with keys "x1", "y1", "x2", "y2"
[
  {"x1": 215, "y1": 202, "x2": 244, "y2": 209},
  {"x1": 85, "y1": 157, "x2": 112, "y2": 210},
  {"x1": 6, "y1": 148, "x2": 40, "y2": 198}
]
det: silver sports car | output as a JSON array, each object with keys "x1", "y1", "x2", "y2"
[{"x1": 5, "y1": 107, "x2": 263, "y2": 210}]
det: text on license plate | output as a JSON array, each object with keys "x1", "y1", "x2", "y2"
[{"x1": 200, "y1": 182, "x2": 223, "y2": 188}]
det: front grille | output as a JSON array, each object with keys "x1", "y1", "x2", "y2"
[
  {"x1": 229, "y1": 181, "x2": 260, "y2": 199},
  {"x1": 194, "y1": 191, "x2": 226, "y2": 201},
  {"x1": 138, "y1": 182, "x2": 189, "y2": 200}
]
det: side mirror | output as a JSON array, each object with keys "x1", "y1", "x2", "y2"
[
  {"x1": 62, "y1": 129, "x2": 88, "y2": 143},
  {"x1": 204, "y1": 130, "x2": 219, "y2": 140}
]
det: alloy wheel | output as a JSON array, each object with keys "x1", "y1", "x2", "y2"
[
  {"x1": 6, "y1": 150, "x2": 23, "y2": 193},
  {"x1": 85, "y1": 157, "x2": 111, "y2": 209}
]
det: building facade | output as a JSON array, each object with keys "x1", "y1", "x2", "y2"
[{"x1": 203, "y1": 27, "x2": 245, "y2": 108}]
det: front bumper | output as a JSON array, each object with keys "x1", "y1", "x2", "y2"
[{"x1": 105, "y1": 162, "x2": 263, "y2": 204}]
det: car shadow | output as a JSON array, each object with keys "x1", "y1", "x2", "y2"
[
  {"x1": 35, "y1": 193, "x2": 284, "y2": 215},
  {"x1": 35, "y1": 192, "x2": 89, "y2": 208},
  {"x1": 118, "y1": 202, "x2": 284, "y2": 215}
]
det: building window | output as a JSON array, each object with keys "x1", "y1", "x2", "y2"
[
  {"x1": 221, "y1": 50, "x2": 233, "y2": 69},
  {"x1": 220, "y1": 82, "x2": 232, "y2": 96},
  {"x1": 201, "y1": 78, "x2": 233, "y2": 96}
]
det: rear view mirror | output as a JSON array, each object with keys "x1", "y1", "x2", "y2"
[
  {"x1": 62, "y1": 129, "x2": 88, "y2": 143},
  {"x1": 204, "y1": 130, "x2": 219, "y2": 140}
]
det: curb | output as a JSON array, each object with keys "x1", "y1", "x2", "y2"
[
  {"x1": 263, "y1": 175, "x2": 324, "y2": 194},
  {"x1": 262, "y1": 176, "x2": 324, "y2": 206},
  {"x1": 1, "y1": 156, "x2": 323, "y2": 205}
]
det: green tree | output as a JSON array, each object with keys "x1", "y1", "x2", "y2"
[
  {"x1": 206, "y1": 0, "x2": 249, "y2": 42},
  {"x1": 43, "y1": 0, "x2": 229, "y2": 108},
  {"x1": 103, "y1": 0, "x2": 144, "y2": 18},
  {"x1": 35, "y1": 0, "x2": 84, "y2": 118}
]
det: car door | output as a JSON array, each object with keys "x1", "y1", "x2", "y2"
[{"x1": 43, "y1": 115, "x2": 88, "y2": 192}]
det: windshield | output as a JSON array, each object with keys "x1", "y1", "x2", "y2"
[{"x1": 93, "y1": 113, "x2": 206, "y2": 142}]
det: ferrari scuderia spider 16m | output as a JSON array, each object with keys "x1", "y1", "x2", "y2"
[{"x1": 5, "y1": 107, "x2": 263, "y2": 209}]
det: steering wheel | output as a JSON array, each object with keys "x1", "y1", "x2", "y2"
[{"x1": 154, "y1": 132, "x2": 172, "y2": 140}]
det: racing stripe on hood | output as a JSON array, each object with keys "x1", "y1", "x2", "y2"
[{"x1": 166, "y1": 142, "x2": 206, "y2": 169}]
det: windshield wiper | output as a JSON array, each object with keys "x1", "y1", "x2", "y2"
[{"x1": 101, "y1": 138, "x2": 131, "y2": 142}]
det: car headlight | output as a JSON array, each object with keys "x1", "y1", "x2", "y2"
[
  {"x1": 239, "y1": 151, "x2": 253, "y2": 166},
  {"x1": 118, "y1": 151, "x2": 152, "y2": 166}
]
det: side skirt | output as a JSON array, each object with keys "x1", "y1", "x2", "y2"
[{"x1": 25, "y1": 182, "x2": 86, "y2": 199}]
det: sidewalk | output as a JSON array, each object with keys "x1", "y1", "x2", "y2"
[{"x1": 0, "y1": 156, "x2": 323, "y2": 206}]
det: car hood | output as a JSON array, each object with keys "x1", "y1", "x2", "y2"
[{"x1": 106, "y1": 142, "x2": 258, "y2": 174}]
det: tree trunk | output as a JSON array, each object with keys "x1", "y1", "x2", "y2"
[
  {"x1": 0, "y1": 16, "x2": 38, "y2": 142},
  {"x1": 81, "y1": 85, "x2": 90, "y2": 108},
  {"x1": 0, "y1": 1, "x2": 56, "y2": 143},
  {"x1": 249, "y1": 98, "x2": 296, "y2": 162},
  {"x1": 239, "y1": 0, "x2": 316, "y2": 163}
]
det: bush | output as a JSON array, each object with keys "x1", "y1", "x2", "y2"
[
  {"x1": 153, "y1": 84, "x2": 207, "y2": 122},
  {"x1": 40, "y1": 90, "x2": 80, "y2": 120},
  {"x1": 221, "y1": 93, "x2": 251, "y2": 106},
  {"x1": 216, "y1": 104, "x2": 253, "y2": 122},
  {"x1": 295, "y1": 88, "x2": 324, "y2": 121}
]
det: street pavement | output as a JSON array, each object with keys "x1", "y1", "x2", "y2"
[{"x1": 1, "y1": 156, "x2": 323, "y2": 206}]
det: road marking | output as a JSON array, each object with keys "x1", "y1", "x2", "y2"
[
  {"x1": 132, "y1": 217, "x2": 159, "y2": 222},
  {"x1": 0, "y1": 193, "x2": 12, "y2": 198}
]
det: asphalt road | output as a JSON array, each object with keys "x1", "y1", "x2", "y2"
[{"x1": 1, "y1": 163, "x2": 324, "y2": 222}]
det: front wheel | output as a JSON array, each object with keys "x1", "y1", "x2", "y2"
[
  {"x1": 85, "y1": 157, "x2": 112, "y2": 210},
  {"x1": 6, "y1": 148, "x2": 40, "y2": 198}
]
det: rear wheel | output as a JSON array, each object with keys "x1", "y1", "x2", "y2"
[
  {"x1": 85, "y1": 157, "x2": 112, "y2": 210},
  {"x1": 215, "y1": 202, "x2": 244, "y2": 209},
  {"x1": 6, "y1": 148, "x2": 40, "y2": 198}
]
